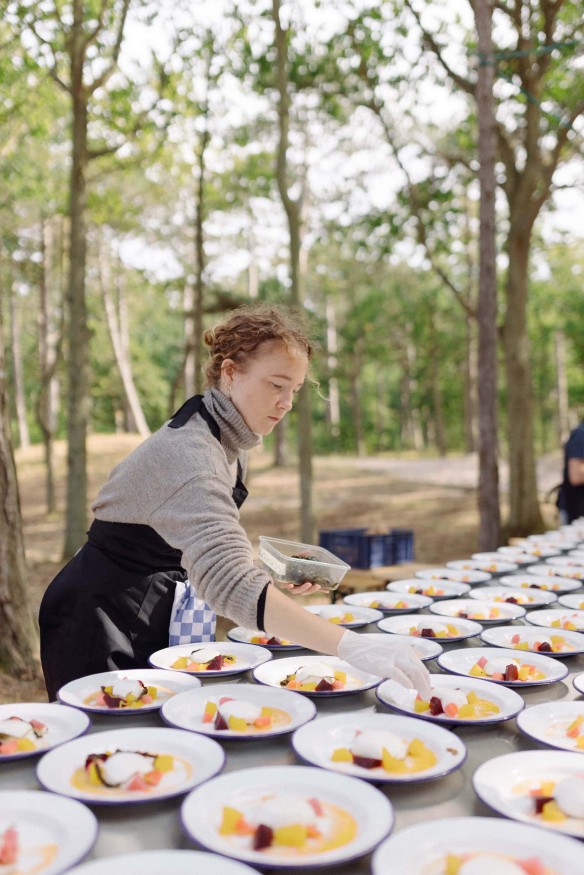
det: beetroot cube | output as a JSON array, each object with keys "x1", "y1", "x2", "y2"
[
  {"x1": 534, "y1": 795, "x2": 554, "y2": 814},
  {"x1": 504, "y1": 663, "x2": 519, "y2": 681},
  {"x1": 420, "y1": 628, "x2": 436, "y2": 638},
  {"x1": 315, "y1": 678, "x2": 334, "y2": 692},
  {"x1": 537, "y1": 642, "x2": 553, "y2": 652},
  {"x1": 352, "y1": 755, "x2": 382, "y2": 769},
  {"x1": 253, "y1": 824, "x2": 274, "y2": 850},
  {"x1": 214, "y1": 711, "x2": 228, "y2": 730},
  {"x1": 206, "y1": 655, "x2": 224, "y2": 671},
  {"x1": 429, "y1": 696, "x2": 444, "y2": 715}
]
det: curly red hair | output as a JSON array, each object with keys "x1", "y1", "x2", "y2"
[{"x1": 203, "y1": 303, "x2": 313, "y2": 387}]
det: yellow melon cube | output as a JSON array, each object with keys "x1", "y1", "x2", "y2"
[
  {"x1": 469, "y1": 664, "x2": 487, "y2": 677},
  {"x1": 260, "y1": 706, "x2": 273, "y2": 717},
  {"x1": 334, "y1": 671, "x2": 347, "y2": 683},
  {"x1": 203, "y1": 701, "x2": 217, "y2": 721},
  {"x1": 16, "y1": 738, "x2": 36, "y2": 751},
  {"x1": 171, "y1": 656, "x2": 189, "y2": 669},
  {"x1": 219, "y1": 806, "x2": 244, "y2": 835},
  {"x1": 87, "y1": 762, "x2": 102, "y2": 786},
  {"x1": 273, "y1": 824, "x2": 308, "y2": 847},
  {"x1": 407, "y1": 738, "x2": 425, "y2": 757},
  {"x1": 228, "y1": 715, "x2": 248, "y2": 732},
  {"x1": 153, "y1": 754, "x2": 174, "y2": 772},
  {"x1": 445, "y1": 854, "x2": 463, "y2": 875},
  {"x1": 539, "y1": 780, "x2": 555, "y2": 796},
  {"x1": 458, "y1": 704, "x2": 476, "y2": 719},
  {"x1": 331, "y1": 747, "x2": 353, "y2": 762},
  {"x1": 514, "y1": 642, "x2": 529, "y2": 650},
  {"x1": 466, "y1": 691, "x2": 478, "y2": 704},
  {"x1": 446, "y1": 624, "x2": 459, "y2": 636},
  {"x1": 414, "y1": 699, "x2": 430, "y2": 713},
  {"x1": 147, "y1": 686, "x2": 158, "y2": 699},
  {"x1": 541, "y1": 800, "x2": 566, "y2": 821},
  {"x1": 381, "y1": 749, "x2": 407, "y2": 773},
  {"x1": 576, "y1": 736, "x2": 584, "y2": 750}
]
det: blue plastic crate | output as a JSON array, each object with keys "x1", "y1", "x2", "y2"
[{"x1": 318, "y1": 527, "x2": 414, "y2": 569}]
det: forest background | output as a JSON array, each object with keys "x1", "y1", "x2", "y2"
[{"x1": 1, "y1": 0, "x2": 583, "y2": 688}]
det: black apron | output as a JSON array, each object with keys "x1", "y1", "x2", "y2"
[{"x1": 39, "y1": 395, "x2": 248, "y2": 701}]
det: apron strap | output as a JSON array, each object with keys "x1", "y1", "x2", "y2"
[{"x1": 168, "y1": 394, "x2": 220, "y2": 441}]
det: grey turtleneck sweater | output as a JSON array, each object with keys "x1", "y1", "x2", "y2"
[{"x1": 91, "y1": 388, "x2": 271, "y2": 630}]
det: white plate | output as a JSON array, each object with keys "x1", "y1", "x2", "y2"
[
  {"x1": 526, "y1": 563, "x2": 584, "y2": 582},
  {"x1": 180, "y1": 764, "x2": 393, "y2": 868},
  {"x1": 480, "y1": 624, "x2": 584, "y2": 657},
  {"x1": 0, "y1": 790, "x2": 98, "y2": 875},
  {"x1": 574, "y1": 673, "x2": 584, "y2": 695},
  {"x1": 148, "y1": 642, "x2": 272, "y2": 676},
  {"x1": 342, "y1": 591, "x2": 433, "y2": 613},
  {"x1": 415, "y1": 568, "x2": 492, "y2": 584},
  {"x1": 161, "y1": 682, "x2": 316, "y2": 739},
  {"x1": 468, "y1": 585, "x2": 557, "y2": 608},
  {"x1": 474, "y1": 550, "x2": 537, "y2": 566},
  {"x1": 291, "y1": 712, "x2": 466, "y2": 784},
  {"x1": 226, "y1": 628, "x2": 304, "y2": 650},
  {"x1": 372, "y1": 816, "x2": 584, "y2": 875},
  {"x1": 472, "y1": 750, "x2": 584, "y2": 838},
  {"x1": 377, "y1": 673, "x2": 524, "y2": 725},
  {"x1": 437, "y1": 646, "x2": 568, "y2": 687},
  {"x1": 36, "y1": 726, "x2": 225, "y2": 805},
  {"x1": 252, "y1": 655, "x2": 381, "y2": 697},
  {"x1": 447, "y1": 558, "x2": 518, "y2": 575},
  {"x1": 568, "y1": 549, "x2": 584, "y2": 561},
  {"x1": 67, "y1": 850, "x2": 260, "y2": 875},
  {"x1": 377, "y1": 614, "x2": 482, "y2": 642},
  {"x1": 385, "y1": 579, "x2": 471, "y2": 600},
  {"x1": 429, "y1": 598, "x2": 526, "y2": 624},
  {"x1": 57, "y1": 668, "x2": 201, "y2": 714},
  {"x1": 303, "y1": 603, "x2": 384, "y2": 627},
  {"x1": 0, "y1": 703, "x2": 90, "y2": 762},
  {"x1": 516, "y1": 701, "x2": 584, "y2": 753},
  {"x1": 499, "y1": 544, "x2": 561, "y2": 558},
  {"x1": 499, "y1": 573, "x2": 582, "y2": 593},
  {"x1": 546, "y1": 556, "x2": 584, "y2": 570},
  {"x1": 526, "y1": 608, "x2": 584, "y2": 632},
  {"x1": 558, "y1": 593, "x2": 584, "y2": 609}
]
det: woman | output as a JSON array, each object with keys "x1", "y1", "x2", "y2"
[{"x1": 40, "y1": 304, "x2": 430, "y2": 701}]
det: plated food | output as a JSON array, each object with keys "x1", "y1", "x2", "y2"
[
  {"x1": 303, "y1": 603, "x2": 383, "y2": 628},
  {"x1": 516, "y1": 702, "x2": 584, "y2": 753},
  {"x1": 0, "y1": 790, "x2": 98, "y2": 875},
  {"x1": 526, "y1": 608, "x2": 584, "y2": 632},
  {"x1": 437, "y1": 647, "x2": 567, "y2": 687},
  {"x1": 36, "y1": 726, "x2": 225, "y2": 805},
  {"x1": 57, "y1": 668, "x2": 201, "y2": 714},
  {"x1": 526, "y1": 563, "x2": 584, "y2": 581},
  {"x1": 377, "y1": 614, "x2": 482, "y2": 642},
  {"x1": 252, "y1": 655, "x2": 380, "y2": 697},
  {"x1": 161, "y1": 683, "x2": 316, "y2": 739},
  {"x1": 371, "y1": 816, "x2": 584, "y2": 875},
  {"x1": 558, "y1": 593, "x2": 584, "y2": 610},
  {"x1": 226, "y1": 628, "x2": 302, "y2": 649},
  {"x1": 473, "y1": 550, "x2": 537, "y2": 566},
  {"x1": 376, "y1": 674, "x2": 524, "y2": 725},
  {"x1": 447, "y1": 558, "x2": 519, "y2": 575},
  {"x1": 386, "y1": 579, "x2": 471, "y2": 600},
  {"x1": 473, "y1": 750, "x2": 584, "y2": 838},
  {"x1": 291, "y1": 712, "x2": 465, "y2": 784},
  {"x1": 342, "y1": 591, "x2": 432, "y2": 613},
  {"x1": 180, "y1": 765, "x2": 393, "y2": 867},
  {"x1": 468, "y1": 585, "x2": 557, "y2": 608},
  {"x1": 480, "y1": 624, "x2": 584, "y2": 657},
  {"x1": 429, "y1": 598, "x2": 526, "y2": 624},
  {"x1": 0, "y1": 703, "x2": 90, "y2": 762},
  {"x1": 66, "y1": 850, "x2": 261, "y2": 875},
  {"x1": 499, "y1": 573, "x2": 582, "y2": 593},
  {"x1": 415, "y1": 568, "x2": 492, "y2": 584},
  {"x1": 148, "y1": 642, "x2": 271, "y2": 677}
]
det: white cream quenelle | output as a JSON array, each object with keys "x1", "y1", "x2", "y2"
[
  {"x1": 337, "y1": 632, "x2": 431, "y2": 698},
  {"x1": 459, "y1": 856, "x2": 525, "y2": 875}
]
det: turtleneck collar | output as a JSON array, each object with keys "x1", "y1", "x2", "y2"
[{"x1": 203, "y1": 387, "x2": 262, "y2": 462}]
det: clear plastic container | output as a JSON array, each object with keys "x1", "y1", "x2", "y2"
[{"x1": 258, "y1": 536, "x2": 350, "y2": 591}]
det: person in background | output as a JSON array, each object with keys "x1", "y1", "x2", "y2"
[
  {"x1": 557, "y1": 419, "x2": 584, "y2": 525},
  {"x1": 39, "y1": 303, "x2": 431, "y2": 702}
]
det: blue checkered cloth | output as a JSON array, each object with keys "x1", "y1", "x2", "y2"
[{"x1": 169, "y1": 580, "x2": 216, "y2": 645}]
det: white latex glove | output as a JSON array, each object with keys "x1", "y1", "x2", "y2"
[{"x1": 337, "y1": 631, "x2": 432, "y2": 699}]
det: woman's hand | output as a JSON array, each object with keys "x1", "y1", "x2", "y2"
[
  {"x1": 337, "y1": 631, "x2": 432, "y2": 698},
  {"x1": 280, "y1": 581, "x2": 322, "y2": 595}
]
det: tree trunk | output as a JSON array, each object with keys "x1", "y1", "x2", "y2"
[
  {"x1": 325, "y1": 297, "x2": 340, "y2": 438},
  {"x1": 555, "y1": 330, "x2": 569, "y2": 445},
  {"x1": 503, "y1": 224, "x2": 544, "y2": 535},
  {"x1": 272, "y1": 0, "x2": 314, "y2": 542},
  {"x1": 8, "y1": 290, "x2": 30, "y2": 449},
  {"x1": 193, "y1": 124, "x2": 210, "y2": 396},
  {"x1": 428, "y1": 322, "x2": 447, "y2": 456},
  {"x1": 463, "y1": 311, "x2": 477, "y2": 454},
  {"x1": 273, "y1": 419, "x2": 288, "y2": 467},
  {"x1": 37, "y1": 217, "x2": 62, "y2": 514},
  {"x1": 63, "y1": 73, "x2": 90, "y2": 557},
  {"x1": 98, "y1": 238, "x2": 150, "y2": 438},
  {"x1": 472, "y1": 0, "x2": 501, "y2": 550},
  {"x1": 0, "y1": 301, "x2": 39, "y2": 678}
]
